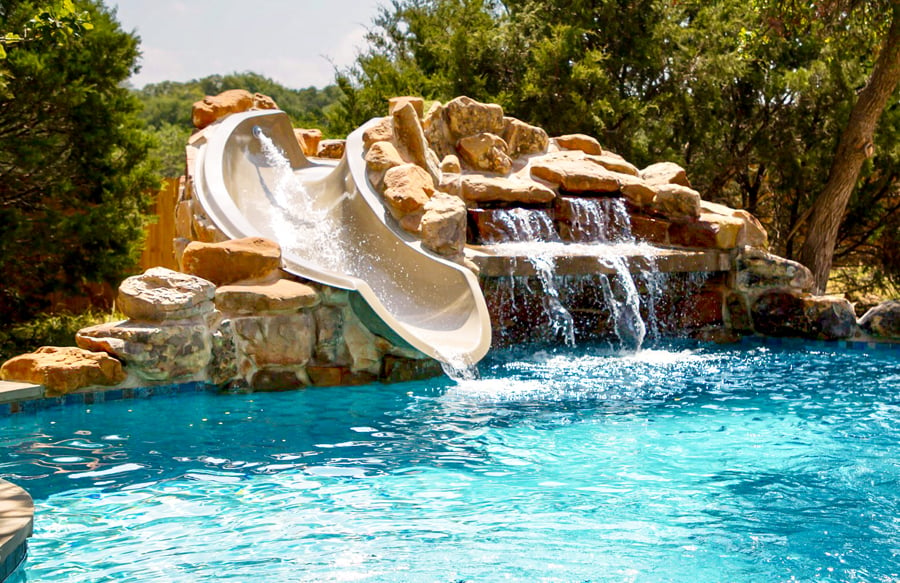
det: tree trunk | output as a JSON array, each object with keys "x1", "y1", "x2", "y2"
[{"x1": 798, "y1": 3, "x2": 900, "y2": 293}]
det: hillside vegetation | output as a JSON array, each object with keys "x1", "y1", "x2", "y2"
[{"x1": 135, "y1": 72, "x2": 342, "y2": 177}]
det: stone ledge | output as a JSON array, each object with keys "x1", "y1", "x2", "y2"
[
  {"x1": 0, "y1": 381, "x2": 43, "y2": 405},
  {"x1": 469, "y1": 246, "x2": 731, "y2": 277},
  {"x1": 0, "y1": 479, "x2": 33, "y2": 581}
]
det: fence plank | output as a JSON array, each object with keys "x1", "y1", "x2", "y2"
[{"x1": 139, "y1": 178, "x2": 179, "y2": 271}]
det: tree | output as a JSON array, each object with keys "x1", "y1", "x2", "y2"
[
  {"x1": 0, "y1": 0, "x2": 158, "y2": 325},
  {"x1": 795, "y1": 1, "x2": 900, "y2": 292},
  {"x1": 338, "y1": 0, "x2": 900, "y2": 292}
]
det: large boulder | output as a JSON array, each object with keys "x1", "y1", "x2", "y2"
[
  {"x1": 530, "y1": 155, "x2": 620, "y2": 193},
  {"x1": 365, "y1": 140, "x2": 405, "y2": 192},
  {"x1": 554, "y1": 134, "x2": 602, "y2": 155},
  {"x1": 181, "y1": 237, "x2": 282, "y2": 286},
  {"x1": 316, "y1": 139, "x2": 346, "y2": 159},
  {"x1": 423, "y1": 102, "x2": 456, "y2": 160},
  {"x1": 232, "y1": 313, "x2": 315, "y2": 372},
  {"x1": 388, "y1": 96, "x2": 425, "y2": 118},
  {"x1": 733, "y1": 247, "x2": 814, "y2": 293},
  {"x1": 192, "y1": 90, "x2": 277, "y2": 130},
  {"x1": 420, "y1": 192, "x2": 467, "y2": 257},
  {"x1": 591, "y1": 153, "x2": 639, "y2": 177},
  {"x1": 448, "y1": 174, "x2": 556, "y2": 204},
  {"x1": 0, "y1": 346, "x2": 125, "y2": 395},
  {"x1": 858, "y1": 300, "x2": 900, "y2": 339},
  {"x1": 392, "y1": 102, "x2": 441, "y2": 183},
  {"x1": 294, "y1": 129, "x2": 322, "y2": 157},
  {"x1": 443, "y1": 95, "x2": 505, "y2": 140},
  {"x1": 650, "y1": 183, "x2": 701, "y2": 219},
  {"x1": 640, "y1": 162, "x2": 692, "y2": 188},
  {"x1": 382, "y1": 163, "x2": 435, "y2": 219},
  {"x1": 77, "y1": 320, "x2": 213, "y2": 382},
  {"x1": 502, "y1": 117, "x2": 549, "y2": 158},
  {"x1": 117, "y1": 267, "x2": 215, "y2": 322},
  {"x1": 362, "y1": 117, "x2": 394, "y2": 150},
  {"x1": 456, "y1": 132, "x2": 512, "y2": 174},
  {"x1": 750, "y1": 290, "x2": 857, "y2": 340},
  {"x1": 701, "y1": 201, "x2": 768, "y2": 249},
  {"x1": 215, "y1": 278, "x2": 319, "y2": 314}
]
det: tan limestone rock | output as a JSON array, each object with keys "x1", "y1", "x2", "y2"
[
  {"x1": 0, "y1": 346, "x2": 125, "y2": 395},
  {"x1": 444, "y1": 96, "x2": 505, "y2": 139},
  {"x1": 392, "y1": 102, "x2": 441, "y2": 183},
  {"x1": 77, "y1": 320, "x2": 212, "y2": 382},
  {"x1": 382, "y1": 163, "x2": 435, "y2": 219},
  {"x1": 641, "y1": 161, "x2": 692, "y2": 188},
  {"x1": 252, "y1": 93, "x2": 278, "y2": 110},
  {"x1": 294, "y1": 129, "x2": 323, "y2": 157},
  {"x1": 700, "y1": 201, "x2": 769, "y2": 249},
  {"x1": 554, "y1": 134, "x2": 603, "y2": 155},
  {"x1": 192, "y1": 89, "x2": 254, "y2": 129},
  {"x1": 460, "y1": 175, "x2": 556, "y2": 204},
  {"x1": 589, "y1": 153, "x2": 639, "y2": 177},
  {"x1": 420, "y1": 192, "x2": 467, "y2": 257},
  {"x1": 650, "y1": 183, "x2": 701, "y2": 219},
  {"x1": 117, "y1": 267, "x2": 215, "y2": 322},
  {"x1": 317, "y1": 139, "x2": 345, "y2": 159},
  {"x1": 191, "y1": 90, "x2": 277, "y2": 130},
  {"x1": 216, "y1": 279, "x2": 319, "y2": 314},
  {"x1": 700, "y1": 212, "x2": 745, "y2": 249},
  {"x1": 616, "y1": 173, "x2": 656, "y2": 206},
  {"x1": 440, "y1": 154, "x2": 461, "y2": 174},
  {"x1": 365, "y1": 141, "x2": 405, "y2": 192},
  {"x1": 530, "y1": 157, "x2": 620, "y2": 193},
  {"x1": 388, "y1": 96, "x2": 425, "y2": 118},
  {"x1": 232, "y1": 312, "x2": 314, "y2": 369},
  {"x1": 342, "y1": 310, "x2": 383, "y2": 374},
  {"x1": 363, "y1": 117, "x2": 394, "y2": 150},
  {"x1": 734, "y1": 210, "x2": 769, "y2": 249},
  {"x1": 399, "y1": 211, "x2": 424, "y2": 234},
  {"x1": 456, "y1": 132, "x2": 512, "y2": 174},
  {"x1": 502, "y1": 118, "x2": 550, "y2": 158},
  {"x1": 423, "y1": 102, "x2": 455, "y2": 160},
  {"x1": 182, "y1": 237, "x2": 282, "y2": 286}
]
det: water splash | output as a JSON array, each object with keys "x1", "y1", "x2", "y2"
[
  {"x1": 436, "y1": 349, "x2": 480, "y2": 382},
  {"x1": 254, "y1": 129, "x2": 350, "y2": 272}
]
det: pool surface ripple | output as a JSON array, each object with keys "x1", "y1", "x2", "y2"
[{"x1": 1, "y1": 341, "x2": 899, "y2": 582}]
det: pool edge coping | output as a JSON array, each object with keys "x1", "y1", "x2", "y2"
[{"x1": 0, "y1": 480, "x2": 33, "y2": 583}]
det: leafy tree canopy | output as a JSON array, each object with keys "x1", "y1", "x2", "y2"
[
  {"x1": 0, "y1": 0, "x2": 158, "y2": 326},
  {"x1": 334, "y1": 0, "x2": 900, "y2": 291}
]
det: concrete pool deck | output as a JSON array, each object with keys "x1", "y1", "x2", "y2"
[{"x1": 0, "y1": 480, "x2": 33, "y2": 582}]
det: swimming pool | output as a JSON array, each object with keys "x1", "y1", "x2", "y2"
[{"x1": 2, "y1": 340, "x2": 899, "y2": 582}]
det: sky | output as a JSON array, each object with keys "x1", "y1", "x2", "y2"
[{"x1": 110, "y1": 0, "x2": 384, "y2": 89}]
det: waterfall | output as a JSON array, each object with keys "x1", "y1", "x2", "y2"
[{"x1": 484, "y1": 198, "x2": 666, "y2": 351}]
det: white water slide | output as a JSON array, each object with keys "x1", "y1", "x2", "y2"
[{"x1": 192, "y1": 110, "x2": 492, "y2": 366}]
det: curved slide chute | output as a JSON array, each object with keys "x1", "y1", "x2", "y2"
[{"x1": 192, "y1": 110, "x2": 492, "y2": 366}]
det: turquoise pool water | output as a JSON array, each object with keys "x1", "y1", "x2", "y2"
[{"x1": 2, "y1": 341, "x2": 899, "y2": 582}]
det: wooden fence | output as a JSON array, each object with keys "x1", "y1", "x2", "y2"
[{"x1": 139, "y1": 177, "x2": 179, "y2": 271}]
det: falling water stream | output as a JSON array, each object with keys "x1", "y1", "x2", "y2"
[{"x1": 488, "y1": 198, "x2": 661, "y2": 350}]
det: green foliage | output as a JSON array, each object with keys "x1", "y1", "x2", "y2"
[
  {"x1": 338, "y1": 0, "x2": 900, "y2": 287},
  {"x1": 0, "y1": 308, "x2": 117, "y2": 363},
  {"x1": 0, "y1": 0, "x2": 158, "y2": 327},
  {"x1": 135, "y1": 72, "x2": 343, "y2": 177}
]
